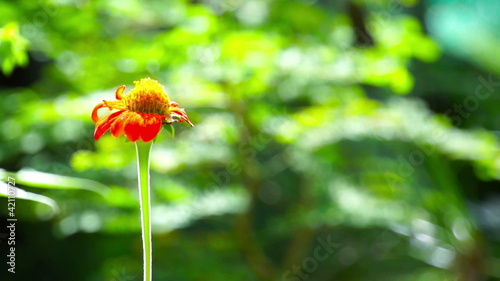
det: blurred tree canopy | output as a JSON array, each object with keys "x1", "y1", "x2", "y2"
[{"x1": 1, "y1": 0, "x2": 500, "y2": 280}]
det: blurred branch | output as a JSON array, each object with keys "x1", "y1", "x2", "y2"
[
  {"x1": 346, "y1": 0, "x2": 374, "y2": 47},
  {"x1": 454, "y1": 233, "x2": 486, "y2": 281},
  {"x1": 426, "y1": 155, "x2": 487, "y2": 280},
  {"x1": 225, "y1": 83, "x2": 276, "y2": 280},
  {"x1": 283, "y1": 177, "x2": 316, "y2": 272}
]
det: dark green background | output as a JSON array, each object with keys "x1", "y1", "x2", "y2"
[{"x1": 1, "y1": 0, "x2": 500, "y2": 280}]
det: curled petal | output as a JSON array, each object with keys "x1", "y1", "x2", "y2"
[
  {"x1": 115, "y1": 85, "x2": 126, "y2": 100},
  {"x1": 103, "y1": 100, "x2": 126, "y2": 110},
  {"x1": 92, "y1": 100, "x2": 126, "y2": 123},
  {"x1": 170, "y1": 108, "x2": 194, "y2": 127},
  {"x1": 91, "y1": 102, "x2": 107, "y2": 123}
]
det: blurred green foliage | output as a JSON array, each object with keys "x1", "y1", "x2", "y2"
[
  {"x1": 1, "y1": 0, "x2": 500, "y2": 280},
  {"x1": 0, "y1": 22, "x2": 29, "y2": 75}
]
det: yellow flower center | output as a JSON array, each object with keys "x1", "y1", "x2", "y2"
[{"x1": 123, "y1": 78, "x2": 170, "y2": 115}]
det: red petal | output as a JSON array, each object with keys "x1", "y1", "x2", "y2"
[
  {"x1": 110, "y1": 112, "x2": 128, "y2": 138},
  {"x1": 140, "y1": 114, "x2": 163, "y2": 142},
  {"x1": 94, "y1": 110, "x2": 125, "y2": 140},
  {"x1": 123, "y1": 112, "x2": 142, "y2": 142}
]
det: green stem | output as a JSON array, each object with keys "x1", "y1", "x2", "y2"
[{"x1": 135, "y1": 141, "x2": 153, "y2": 281}]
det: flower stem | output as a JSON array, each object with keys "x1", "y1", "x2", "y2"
[{"x1": 135, "y1": 141, "x2": 153, "y2": 281}]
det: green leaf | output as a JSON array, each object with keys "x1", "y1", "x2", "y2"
[
  {"x1": 1, "y1": 56, "x2": 14, "y2": 75},
  {"x1": 0, "y1": 168, "x2": 110, "y2": 196},
  {"x1": 0, "y1": 182, "x2": 59, "y2": 213},
  {"x1": 0, "y1": 22, "x2": 29, "y2": 76},
  {"x1": 163, "y1": 123, "x2": 175, "y2": 138}
]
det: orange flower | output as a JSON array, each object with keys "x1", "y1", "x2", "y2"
[{"x1": 92, "y1": 78, "x2": 193, "y2": 142}]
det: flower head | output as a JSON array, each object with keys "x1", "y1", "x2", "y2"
[{"x1": 92, "y1": 78, "x2": 193, "y2": 142}]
